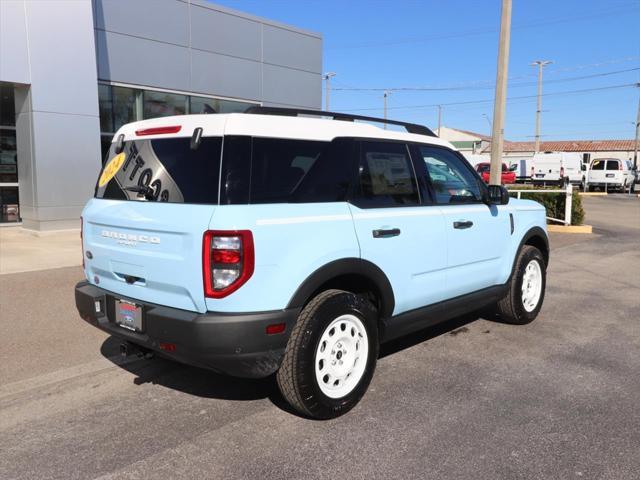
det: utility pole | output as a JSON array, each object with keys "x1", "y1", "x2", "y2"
[
  {"x1": 532, "y1": 60, "x2": 552, "y2": 153},
  {"x1": 489, "y1": 0, "x2": 512, "y2": 186},
  {"x1": 383, "y1": 91, "x2": 390, "y2": 129},
  {"x1": 437, "y1": 105, "x2": 442, "y2": 136},
  {"x1": 323, "y1": 72, "x2": 336, "y2": 111},
  {"x1": 634, "y1": 84, "x2": 640, "y2": 170}
]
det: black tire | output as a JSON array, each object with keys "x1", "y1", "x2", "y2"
[
  {"x1": 495, "y1": 245, "x2": 546, "y2": 325},
  {"x1": 276, "y1": 289, "x2": 379, "y2": 419}
]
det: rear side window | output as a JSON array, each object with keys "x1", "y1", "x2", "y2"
[
  {"x1": 355, "y1": 141, "x2": 420, "y2": 208},
  {"x1": 219, "y1": 137, "x2": 354, "y2": 204},
  {"x1": 96, "y1": 137, "x2": 221, "y2": 204},
  {"x1": 606, "y1": 160, "x2": 620, "y2": 170},
  {"x1": 591, "y1": 160, "x2": 605, "y2": 170}
]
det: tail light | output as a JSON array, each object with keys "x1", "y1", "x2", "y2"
[
  {"x1": 560, "y1": 166, "x2": 565, "y2": 177},
  {"x1": 619, "y1": 162, "x2": 623, "y2": 171},
  {"x1": 530, "y1": 166, "x2": 534, "y2": 176},
  {"x1": 203, "y1": 230, "x2": 254, "y2": 298}
]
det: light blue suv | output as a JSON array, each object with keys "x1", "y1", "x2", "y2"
[{"x1": 75, "y1": 107, "x2": 549, "y2": 419}]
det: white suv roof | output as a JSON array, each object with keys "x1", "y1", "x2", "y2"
[{"x1": 114, "y1": 112, "x2": 455, "y2": 149}]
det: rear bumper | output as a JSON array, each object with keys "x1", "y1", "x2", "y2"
[
  {"x1": 75, "y1": 281, "x2": 299, "y2": 378},
  {"x1": 587, "y1": 181, "x2": 623, "y2": 187}
]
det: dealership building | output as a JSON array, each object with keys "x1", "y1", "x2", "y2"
[{"x1": 0, "y1": 0, "x2": 322, "y2": 229}]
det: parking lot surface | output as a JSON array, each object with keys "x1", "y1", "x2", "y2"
[{"x1": 1, "y1": 195, "x2": 638, "y2": 479}]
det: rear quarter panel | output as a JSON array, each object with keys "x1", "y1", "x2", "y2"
[{"x1": 205, "y1": 203, "x2": 359, "y2": 312}]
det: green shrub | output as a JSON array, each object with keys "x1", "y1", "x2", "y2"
[{"x1": 507, "y1": 185, "x2": 584, "y2": 226}]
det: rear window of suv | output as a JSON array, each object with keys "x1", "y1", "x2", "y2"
[{"x1": 96, "y1": 137, "x2": 221, "y2": 204}]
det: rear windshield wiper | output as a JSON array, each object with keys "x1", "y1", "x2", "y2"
[{"x1": 123, "y1": 185, "x2": 155, "y2": 200}]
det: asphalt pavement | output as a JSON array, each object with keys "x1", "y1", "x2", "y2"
[{"x1": 0, "y1": 195, "x2": 638, "y2": 479}]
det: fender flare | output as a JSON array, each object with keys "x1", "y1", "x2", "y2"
[
  {"x1": 513, "y1": 226, "x2": 550, "y2": 272},
  {"x1": 286, "y1": 258, "x2": 395, "y2": 318}
]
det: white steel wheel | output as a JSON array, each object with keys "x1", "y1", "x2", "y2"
[
  {"x1": 314, "y1": 314, "x2": 369, "y2": 399},
  {"x1": 521, "y1": 259, "x2": 543, "y2": 312}
]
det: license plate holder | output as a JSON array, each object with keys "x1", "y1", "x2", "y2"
[
  {"x1": 605, "y1": 173, "x2": 615, "y2": 178},
  {"x1": 115, "y1": 300, "x2": 143, "y2": 332},
  {"x1": 535, "y1": 174, "x2": 545, "y2": 178}
]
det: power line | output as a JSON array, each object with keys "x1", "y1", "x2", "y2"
[
  {"x1": 339, "y1": 83, "x2": 638, "y2": 113},
  {"x1": 331, "y1": 67, "x2": 640, "y2": 92},
  {"x1": 326, "y1": 5, "x2": 639, "y2": 50}
]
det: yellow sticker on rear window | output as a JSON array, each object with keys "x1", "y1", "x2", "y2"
[{"x1": 98, "y1": 152, "x2": 125, "y2": 187}]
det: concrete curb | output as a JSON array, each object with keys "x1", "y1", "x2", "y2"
[
  {"x1": 547, "y1": 224, "x2": 593, "y2": 234},
  {"x1": 578, "y1": 192, "x2": 608, "y2": 196}
]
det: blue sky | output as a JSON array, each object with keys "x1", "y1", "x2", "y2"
[{"x1": 213, "y1": 0, "x2": 640, "y2": 141}]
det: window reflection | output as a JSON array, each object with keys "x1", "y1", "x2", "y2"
[
  {"x1": 143, "y1": 91, "x2": 187, "y2": 119},
  {"x1": 113, "y1": 86, "x2": 137, "y2": 131}
]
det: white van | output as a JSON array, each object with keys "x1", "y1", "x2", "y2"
[
  {"x1": 585, "y1": 158, "x2": 636, "y2": 192},
  {"x1": 509, "y1": 157, "x2": 534, "y2": 182},
  {"x1": 531, "y1": 152, "x2": 582, "y2": 185}
]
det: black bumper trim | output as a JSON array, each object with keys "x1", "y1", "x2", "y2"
[{"x1": 75, "y1": 281, "x2": 299, "y2": 378}]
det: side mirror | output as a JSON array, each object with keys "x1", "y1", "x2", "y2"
[{"x1": 487, "y1": 184, "x2": 509, "y2": 205}]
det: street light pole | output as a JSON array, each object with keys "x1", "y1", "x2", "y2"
[
  {"x1": 323, "y1": 72, "x2": 336, "y2": 111},
  {"x1": 489, "y1": 0, "x2": 512, "y2": 186},
  {"x1": 532, "y1": 60, "x2": 552, "y2": 153},
  {"x1": 437, "y1": 105, "x2": 442, "y2": 136}
]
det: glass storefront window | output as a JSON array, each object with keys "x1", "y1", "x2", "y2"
[
  {"x1": 98, "y1": 84, "x2": 114, "y2": 133},
  {"x1": 0, "y1": 187, "x2": 19, "y2": 222},
  {"x1": 113, "y1": 86, "x2": 138, "y2": 131},
  {"x1": 0, "y1": 129, "x2": 18, "y2": 183},
  {"x1": 190, "y1": 96, "x2": 254, "y2": 114},
  {"x1": 0, "y1": 84, "x2": 15, "y2": 127},
  {"x1": 143, "y1": 90, "x2": 187, "y2": 119}
]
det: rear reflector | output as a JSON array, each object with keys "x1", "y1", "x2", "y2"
[
  {"x1": 266, "y1": 323, "x2": 286, "y2": 335},
  {"x1": 135, "y1": 125, "x2": 182, "y2": 136},
  {"x1": 159, "y1": 343, "x2": 176, "y2": 352}
]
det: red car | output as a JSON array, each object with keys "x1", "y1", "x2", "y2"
[{"x1": 475, "y1": 162, "x2": 516, "y2": 184}]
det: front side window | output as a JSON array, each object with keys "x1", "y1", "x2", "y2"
[
  {"x1": 96, "y1": 137, "x2": 221, "y2": 204},
  {"x1": 355, "y1": 141, "x2": 419, "y2": 208},
  {"x1": 418, "y1": 146, "x2": 483, "y2": 204}
]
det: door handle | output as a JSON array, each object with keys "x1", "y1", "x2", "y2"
[
  {"x1": 372, "y1": 228, "x2": 401, "y2": 238},
  {"x1": 453, "y1": 220, "x2": 473, "y2": 230}
]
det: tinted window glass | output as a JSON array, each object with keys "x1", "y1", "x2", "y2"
[
  {"x1": 143, "y1": 90, "x2": 187, "y2": 119},
  {"x1": 606, "y1": 160, "x2": 620, "y2": 170},
  {"x1": 250, "y1": 138, "x2": 330, "y2": 204},
  {"x1": 418, "y1": 146, "x2": 482, "y2": 204},
  {"x1": 591, "y1": 159, "x2": 605, "y2": 170},
  {"x1": 221, "y1": 137, "x2": 354, "y2": 205},
  {"x1": 113, "y1": 86, "x2": 138, "y2": 131},
  {"x1": 220, "y1": 136, "x2": 251, "y2": 204},
  {"x1": 96, "y1": 137, "x2": 221, "y2": 204},
  {"x1": 98, "y1": 84, "x2": 113, "y2": 133},
  {"x1": 356, "y1": 141, "x2": 419, "y2": 208}
]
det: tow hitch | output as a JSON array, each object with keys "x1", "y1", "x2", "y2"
[{"x1": 120, "y1": 341, "x2": 154, "y2": 359}]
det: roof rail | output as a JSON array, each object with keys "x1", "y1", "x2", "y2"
[{"x1": 243, "y1": 106, "x2": 436, "y2": 137}]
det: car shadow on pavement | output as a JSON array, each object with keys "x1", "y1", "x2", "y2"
[
  {"x1": 100, "y1": 311, "x2": 485, "y2": 416},
  {"x1": 100, "y1": 336, "x2": 276, "y2": 402},
  {"x1": 379, "y1": 312, "x2": 480, "y2": 359}
]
